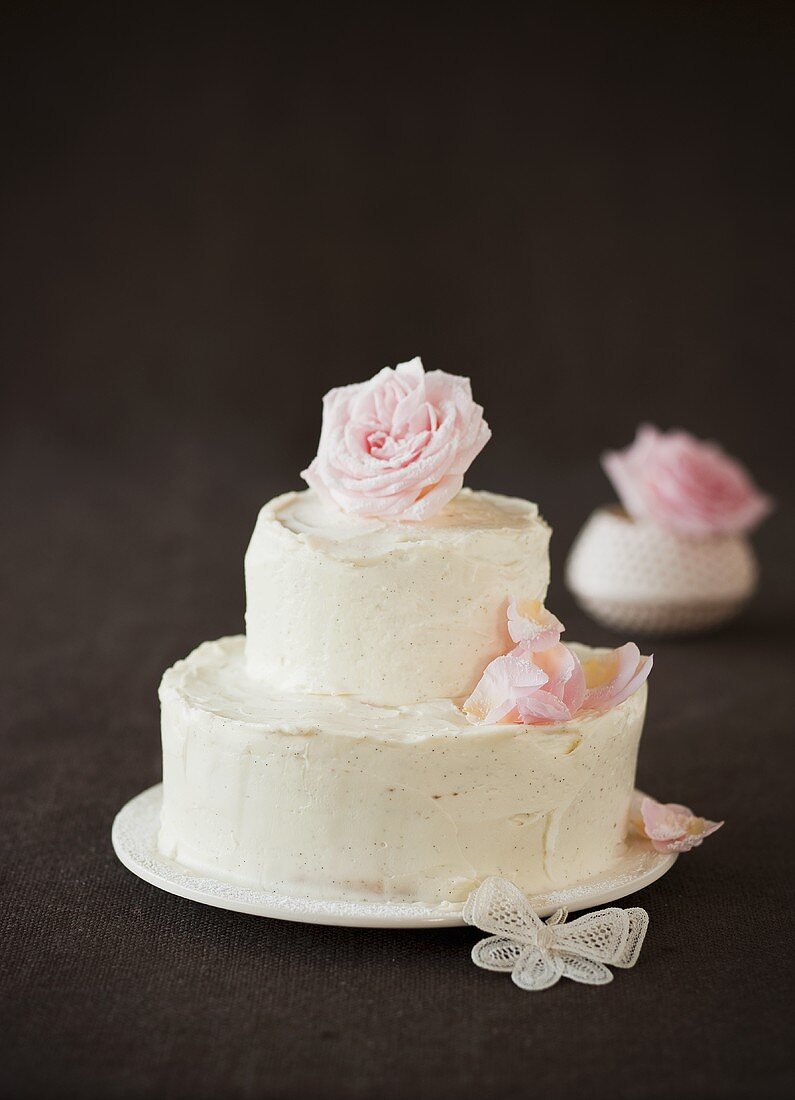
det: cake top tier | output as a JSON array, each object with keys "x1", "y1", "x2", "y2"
[{"x1": 245, "y1": 488, "x2": 551, "y2": 705}]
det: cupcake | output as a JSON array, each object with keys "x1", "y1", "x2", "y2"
[{"x1": 565, "y1": 425, "x2": 773, "y2": 635}]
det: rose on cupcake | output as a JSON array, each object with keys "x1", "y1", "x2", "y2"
[{"x1": 602, "y1": 425, "x2": 772, "y2": 538}]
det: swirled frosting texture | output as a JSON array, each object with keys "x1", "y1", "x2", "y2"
[
  {"x1": 158, "y1": 637, "x2": 647, "y2": 904},
  {"x1": 244, "y1": 488, "x2": 551, "y2": 704}
]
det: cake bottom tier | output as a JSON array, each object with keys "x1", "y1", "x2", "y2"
[{"x1": 158, "y1": 637, "x2": 646, "y2": 905}]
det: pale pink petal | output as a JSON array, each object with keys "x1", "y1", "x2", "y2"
[
  {"x1": 391, "y1": 373, "x2": 428, "y2": 431},
  {"x1": 463, "y1": 651, "x2": 547, "y2": 725},
  {"x1": 331, "y1": 437, "x2": 457, "y2": 494},
  {"x1": 562, "y1": 655, "x2": 586, "y2": 714},
  {"x1": 507, "y1": 598, "x2": 564, "y2": 651},
  {"x1": 516, "y1": 689, "x2": 572, "y2": 725},
  {"x1": 301, "y1": 457, "x2": 335, "y2": 506},
  {"x1": 639, "y1": 796, "x2": 724, "y2": 853},
  {"x1": 583, "y1": 642, "x2": 639, "y2": 696},
  {"x1": 581, "y1": 644, "x2": 653, "y2": 713},
  {"x1": 602, "y1": 427, "x2": 658, "y2": 523},
  {"x1": 394, "y1": 357, "x2": 425, "y2": 388},
  {"x1": 639, "y1": 797, "x2": 687, "y2": 841},
  {"x1": 531, "y1": 643, "x2": 586, "y2": 714},
  {"x1": 395, "y1": 474, "x2": 464, "y2": 521}
]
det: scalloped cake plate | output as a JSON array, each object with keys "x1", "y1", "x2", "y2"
[{"x1": 112, "y1": 784, "x2": 677, "y2": 929}]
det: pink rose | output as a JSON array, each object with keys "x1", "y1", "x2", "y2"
[
  {"x1": 302, "y1": 357, "x2": 491, "y2": 520},
  {"x1": 602, "y1": 425, "x2": 772, "y2": 537}
]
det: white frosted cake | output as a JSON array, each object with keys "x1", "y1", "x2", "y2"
[{"x1": 158, "y1": 358, "x2": 652, "y2": 905}]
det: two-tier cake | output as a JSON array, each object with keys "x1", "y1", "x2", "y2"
[{"x1": 158, "y1": 359, "x2": 652, "y2": 904}]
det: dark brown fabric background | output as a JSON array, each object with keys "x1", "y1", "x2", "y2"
[{"x1": 2, "y1": 4, "x2": 794, "y2": 1099}]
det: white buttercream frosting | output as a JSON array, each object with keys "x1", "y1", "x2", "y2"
[
  {"x1": 244, "y1": 488, "x2": 551, "y2": 705},
  {"x1": 158, "y1": 637, "x2": 646, "y2": 904}
]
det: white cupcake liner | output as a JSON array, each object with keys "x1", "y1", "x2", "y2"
[{"x1": 565, "y1": 507, "x2": 757, "y2": 636}]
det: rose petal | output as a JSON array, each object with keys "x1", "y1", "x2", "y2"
[
  {"x1": 463, "y1": 650, "x2": 548, "y2": 725},
  {"x1": 507, "y1": 598, "x2": 564, "y2": 651},
  {"x1": 639, "y1": 796, "x2": 724, "y2": 853},
  {"x1": 581, "y1": 644, "x2": 652, "y2": 713},
  {"x1": 532, "y1": 643, "x2": 587, "y2": 715},
  {"x1": 516, "y1": 689, "x2": 573, "y2": 725}
]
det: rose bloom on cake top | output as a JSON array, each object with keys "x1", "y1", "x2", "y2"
[
  {"x1": 566, "y1": 424, "x2": 773, "y2": 635},
  {"x1": 302, "y1": 356, "x2": 491, "y2": 521}
]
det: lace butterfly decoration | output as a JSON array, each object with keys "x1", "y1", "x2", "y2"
[{"x1": 463, "y1": 877, "x2": 649, "y2": 991}]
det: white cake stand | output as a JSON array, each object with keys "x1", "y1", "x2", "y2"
[{"x1": 112, "y1": 784, "x2": 677, "y2": 929}]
